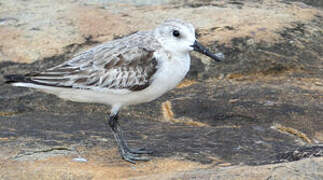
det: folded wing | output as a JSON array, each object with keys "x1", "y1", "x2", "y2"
[{"x1": 24, "y1": 46, "x2": 158, "y2": 92}]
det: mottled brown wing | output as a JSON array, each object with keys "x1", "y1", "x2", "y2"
[{"x1": 26, "y1": 46, "x2": 158, "y2": 91}]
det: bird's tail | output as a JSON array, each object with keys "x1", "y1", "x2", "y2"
[{"x1": 4, "y1": 74, "x2": 31, "y2": 84}]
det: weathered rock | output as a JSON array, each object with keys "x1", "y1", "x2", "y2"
[
  {"x1": 134, "y1": 157, "x2": 323, "y2": 180},
  {"x1": 0, "y1": 0, "x2": 320, "y2": 63},
  {"x1": 0, "y1": 0, "x2": 322, "y2": 179}
]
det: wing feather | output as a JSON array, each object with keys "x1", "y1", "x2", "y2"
[{"x1": 25, "y1": 31, "x2": 160, "y2": 91}]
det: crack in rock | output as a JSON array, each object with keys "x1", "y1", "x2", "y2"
[{"x1": 13, "y1": 147, "x2": 76, "y2": 161}]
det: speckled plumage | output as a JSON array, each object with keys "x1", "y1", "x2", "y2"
[{"x1": 24, "y1": 31, "x2": 160, "y2": 91}]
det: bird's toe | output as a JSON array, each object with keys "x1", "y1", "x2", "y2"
[{"x1": 128, "y1": 147, "x2": 153, "y2": 154}]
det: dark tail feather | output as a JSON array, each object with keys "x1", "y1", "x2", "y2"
[{"x1": 4, "y1": 74, "x2": 31, "y2": 84}]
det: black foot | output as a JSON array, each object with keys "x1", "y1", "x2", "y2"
[
  {"x1": 121, "y1": 147, "x2": 153, "y2": 163},
  {"x1": 121, "y1": 151, "x2": 150, "y2": 164},
  {"x1": 108, "y1": 113, "x2": 153, "y2": 163},
  {"x1": 120, "y1": 146, "x2": 153, "y2": 163}
]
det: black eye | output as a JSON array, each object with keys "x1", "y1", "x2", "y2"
[
  {"x1": 195, "y1": 31, "x2": 200, "y2": 39},
  {"x1": 172, "y1": 30, "x2": 180, "y2": 37}
]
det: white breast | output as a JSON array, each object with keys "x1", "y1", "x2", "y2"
[{"x1": 151, "y1": 52, "x2": 191, "y2": 94}]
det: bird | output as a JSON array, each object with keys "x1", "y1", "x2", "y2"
[{"x1": 4, "y1": 19, "x2": 224, "y2": 163}]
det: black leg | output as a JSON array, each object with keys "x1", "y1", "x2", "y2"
[{"x1": 108, "y1": 113, "x2": 152, "y2": 163}]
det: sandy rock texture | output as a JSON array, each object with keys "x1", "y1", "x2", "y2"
[
  {"x1": 0, "y1": 0, "x2": 322, "y2": 179},
  {"x1": 0, "y1": 0, "x2": 320, "y2": 63}
]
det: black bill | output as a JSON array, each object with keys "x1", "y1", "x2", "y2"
[{"x1": 191, "y1": 41, "x2": 224, "y2": 62}]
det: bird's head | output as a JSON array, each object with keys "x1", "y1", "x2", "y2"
[{"x1": 154, "y1": 19, "x2": 224, "y2": 62}]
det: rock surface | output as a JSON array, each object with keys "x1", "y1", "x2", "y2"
[
  {"x1": 134, "y1": 157, "x2": 323, "y2": 180},
  {"x1": 0, "y1": 0, "x2": 322, "y2": 179}
]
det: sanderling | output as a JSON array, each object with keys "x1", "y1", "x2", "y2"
[{"x1": 5, "y1": 19, "x2": 224, "y2": 163}]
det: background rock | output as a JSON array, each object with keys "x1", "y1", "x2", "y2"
[
  {"x1": 134, "y1": 157, "x2": 323, "y2": 180},
  {"x1": 0, "y1": 0, "x2": 322, "y2": 179},
  {"x1": 0, "y1": 0, "x2": 320, "y2": 63}
]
